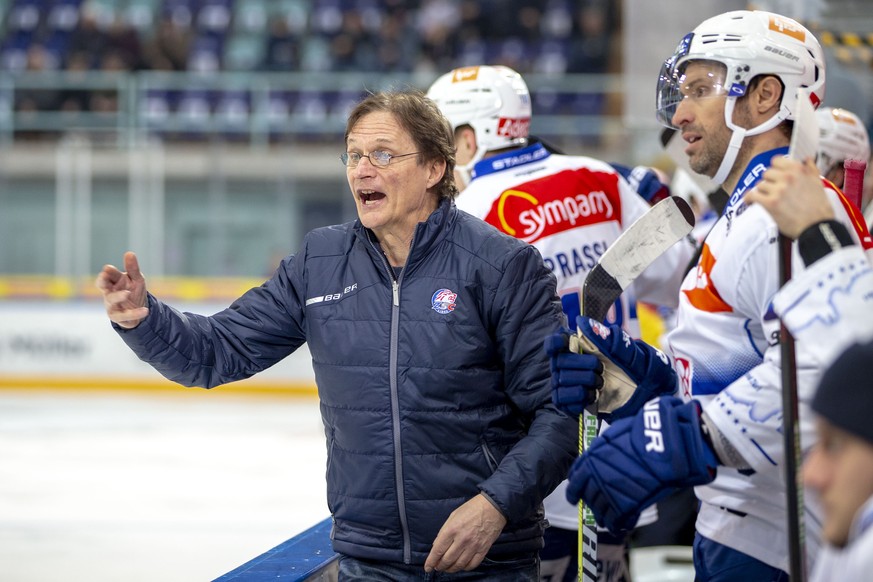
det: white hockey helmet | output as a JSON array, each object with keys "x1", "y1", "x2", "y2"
[
  {"x1": 815, "y1": 107, "x2": 871, "y2": 175},
  {"x1": 427, "y1": 65, "x2": 531, "y2": 183},
  {"x1": 656, "y1": 10, "x2": 826, "y2": 184}
]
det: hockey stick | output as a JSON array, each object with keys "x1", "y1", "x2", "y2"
[
  {"x1": 581, "y1": 195, "x2": 696, "y2": 322},
  {"x1": 780, "y1": 88, "x2": 819, "y2": 582},
  {"x1": 777, "y1": 233, "x2": 804, "y2": 582},
  {"x1": 843, "y1": 159, "x2": 867, "y2": 211},
  {"x1": 571, "y1": 195, "x2": 695, "y2": 582}
]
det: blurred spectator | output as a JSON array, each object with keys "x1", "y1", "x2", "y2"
[
  {"x1": 67, "y1": 8, "x2": 106, "y2": 65},
  {"x1": 375, "y1": 11, "x2": 417, "y2": 72},
  {"x1": 13, "y1": 44, "x2": 60, "y2": 140},
  {"x1": 541, "y1": 1, "x2": 573, "y2": 40},
  {"x1": 416, "y1": 0, "x2": 459, "y2": 73},
  {"x1": 262, "y1": 16, "x2": 300, "y2": 71},
  {"x1": 516, "y1": 4, "x2": 543, "y2": 43},
  {"x1": 105, "y1": 16, "x2": 145, "y2": 71},
  {"x1": 456, "y1": 0, "x2": 485, "y2": 40},
  {"x1": 58, "y1": 50, "x2": 91, "y2": 115},
  {"x1": 14, "y1": 44, "x2": 58, "y2": 113},
  {"x1": 0, "y1": 0, "x2": 624, "y2": 144},
  {"x1": 90, "y1": 52, "x2": 128, "y2": 115},
  {"x1": 567, "y1": 1, "x2": 613, "y2": 73},
  {"x1": 1, "y1": 0, "x2": 621, "y2": 77},
  {"x1": 142, "y1": 15, "x2": 192, "y2": 71},
  {"x1": 329, "y1": 11, "x2": 377, "y2": 72}
]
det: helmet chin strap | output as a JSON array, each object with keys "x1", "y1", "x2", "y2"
[
  {"x1": 456, "y1": 145, "x2": 489, "y2": 189},
  {"x1": 712, "y1": 98, "x2": 788, "y2": 186}
]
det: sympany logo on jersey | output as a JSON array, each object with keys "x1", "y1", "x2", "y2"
[
  {"x1": 482, "y1": 169, "x2": 621, "y2": 244},
  {"x1": 431, "y1": 289, "x2": 457, "y2": 314}
]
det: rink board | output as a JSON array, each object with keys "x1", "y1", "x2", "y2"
[
  {"x1": 216, "y1": 518, "x2": 337, "y2": 582},
  {"x1": 0, "y1": 301, "x2": 317, "y2": 395}
]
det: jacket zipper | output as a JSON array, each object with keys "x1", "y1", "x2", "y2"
[
  {"x1": 366, "y1": 233, "x2": 411, "y2": 562},
  {"x1": 389, "y1": 275, "x2": 410, "y2": 562}
]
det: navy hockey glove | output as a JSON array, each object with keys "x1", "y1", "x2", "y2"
[
  {"x1": 575, "y1": 316, "x2": 677, "y2": 422},
  {"x1": 565, "y1": 396, "x2": 718, "y2": 533},
  {"x1": 611, "y1": 163, "x2": 671, "y2": 205},
  {"x1": 544, "y1": 330, "x2": 603, "y2": 416}
]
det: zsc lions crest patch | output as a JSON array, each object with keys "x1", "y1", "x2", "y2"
[{"x1": 431, "y1": 289, "x2": 457, "y2": 314}]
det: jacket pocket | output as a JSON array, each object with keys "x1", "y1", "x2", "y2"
[{"x1": 480, "y1": 440, "x2": 499, "y2": 473}]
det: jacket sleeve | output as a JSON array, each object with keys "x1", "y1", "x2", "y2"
[
  {"x1": 114, "y1": 254, "x2": 308, "y2": 389},
  {"x1": 476, "y1": 243, "x2": 579, "y2": 522},
  {"x1": 774, "y1": 246, "x2": 873, "y2": 365}
]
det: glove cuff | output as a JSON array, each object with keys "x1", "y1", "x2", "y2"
[{"x1": 700, "y1": 409, "x2": 750, "y2": 471}]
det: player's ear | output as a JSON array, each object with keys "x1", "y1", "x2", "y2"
[{"x1": 752, "y1": 75, "x2": 784, "y2": 116}]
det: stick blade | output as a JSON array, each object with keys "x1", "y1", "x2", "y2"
[
  {"x1": 580, "y1": 265, "x2": 623, "y2": 325},
  {"x1": 581, "y1": 195, "x2": 695, "y2": 322},
  {"x1": 788, "y1": 88, "x2": 819, "y2": 163}
]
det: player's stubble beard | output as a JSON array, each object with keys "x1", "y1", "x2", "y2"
[{"x1": 690, "y1": 98, "x2": 755, "y2": 183}]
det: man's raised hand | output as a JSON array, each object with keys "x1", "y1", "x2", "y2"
[
  {"x1": 746, "y1": 157, "x2": 835, "y2": 239},
  {"x1": 95, "y1": 251, "x2": 149, "y2": 329}
]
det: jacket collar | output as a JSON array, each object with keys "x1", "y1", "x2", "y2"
[{"x1": 353, "y1": 198, "x2": 456, "y2": 268}]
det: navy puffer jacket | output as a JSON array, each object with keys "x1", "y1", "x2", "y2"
[{"x1": 116, "y1": 199, "x2": 577, "y2": 564}]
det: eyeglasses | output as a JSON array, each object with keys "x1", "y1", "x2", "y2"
[{"x1": 340, "y1": 150, "x2": 420, "y2": 168}]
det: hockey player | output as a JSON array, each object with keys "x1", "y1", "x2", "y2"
[
  {"x1": 426, "y1": 65, "x2": 693, "y2": 333},
  {"x1": 546, "y1": 10, "x2": 873, "y2": 581},
  {"x1": 427, "y1": 65, "x2": 696, "y2": 581},
  {"x1": 751, "y1": 154, "x2": 873, "y2": 582},
  {"x1": 815, "y1": 106, "x2": 873, "y2": 231},
  {"x1": 815, "y1": 106, "x2": 870, "y2": 191},
  {"x1": 750, "y1": 155, "x2": 873, "y2": 363}
]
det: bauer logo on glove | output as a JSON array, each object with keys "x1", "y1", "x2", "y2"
[{"x1": 565, "y1": 396, "x2": 718, "y2": 533}]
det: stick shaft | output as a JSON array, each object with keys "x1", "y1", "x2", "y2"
[
  {"x1": 843, "y1": 159, "x2": 867, "y2": 210},
  {"x1": 578, "y1": 411, "x2": 598, "y2": 582},
  {"x1": 779, "y1": 233, "x2": 806, "y2": 582}
]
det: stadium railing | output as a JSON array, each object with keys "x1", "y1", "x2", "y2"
[{"x1": 0, "y1": 70, "x2": 624, "y2": 146}]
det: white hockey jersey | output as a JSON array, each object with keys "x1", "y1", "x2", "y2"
[
  {"x1": 774, "y1": 245, "x2": 873, "y2": 361},
  {"x1": 457, "y1": 142, "x2": 696, "y2": 530},
  {"x1": 663, "y1": 147, "x2": 873, "y2": 572},
  {"x1": 775, "y1": 245, "x2": 873, "y2": 582},
  {"x1": 456, "y1": 142, "x2": 693, "y2": 334}
]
